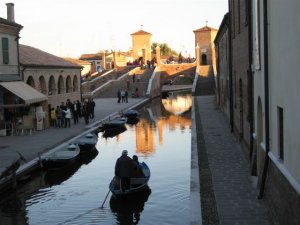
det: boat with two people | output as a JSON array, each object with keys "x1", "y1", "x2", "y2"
[{"x1": 109, "y1": 155, "x2": 150, "y2": 198}]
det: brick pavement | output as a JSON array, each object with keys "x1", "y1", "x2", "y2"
[{"x1": 195, "y1": 96, "x2": 272, "y2": 225}]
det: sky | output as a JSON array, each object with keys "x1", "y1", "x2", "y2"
[{"x1": 1, "y1": 0, "x2": 228, "y2": 58}]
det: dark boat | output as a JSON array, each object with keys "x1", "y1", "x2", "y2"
[
  {"x1": 123, "y1": 109, "x2": 140, "y2": 120},
  {"x1": 75, "y1": 132, "x2": 98, "y2": 153},
  {"x1": 109, "y1": 162, "x2": 150, "y2": 197},
  {"x1": 102, "y1": 125, "x2": 127, "y2": 138},
  {"x1": 99, "y1": 117, "x2": 127, "y2": 131},
  {"x1": 44, "y1": 150, "x2": 98, "y2": 186},
  {"x1": 42, "y1": 143, "x2": 80, "y2": 170}
]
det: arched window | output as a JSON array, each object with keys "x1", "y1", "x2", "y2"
[
  {"x1": 73, "y1": 75, "x2": 78, "y2": 92},
  {"x1": 201, "y1": 54, "x2": 207, "y2": 65},
  {"x1": 26, "y1": 76, "x2": 35, "y2": 88},
  {"x1": 58, "y1": 75, "x2": 64, "y2": 94},
  {"x1": 66, "y1": 76, "x2": 72, "y2": 93},
  {"x1": 39, "y1": 76, "x2": 47, "y2": 94},
  {"x1": 48, "y1": 75, "x2": 56, "y2": 95}
]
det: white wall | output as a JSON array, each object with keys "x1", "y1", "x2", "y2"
[{"x1": 268, "y1": 1, "x2": 300, "y2": 182}]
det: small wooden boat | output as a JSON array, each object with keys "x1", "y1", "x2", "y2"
[
  {"x1": 99, "y1": 117, "x2": 127, "y2": 131},
  {"x1": 109, "y1": 162, "x2": 150, "y2": 197},
  {"x1": 75, "y1": 132, "x2": 98, "y2": 153},
  {"x1": 102, "y1": 126, "x2": 127, "y2": 138},
  {"x1": 123, "y1": 109, "x2": 140, "y2": 120},
  {"x1": 43, "y1": 143, "x2": 80, "y2": 169}
]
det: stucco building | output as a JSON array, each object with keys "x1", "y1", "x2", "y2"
[
  {"x1": 214, "y1": 13, "x2": 230, "y2": 120},
  {"x1": 19, "y1": 45, "x2": 82, "y2": 114},
  {"x1": 252, "y1": 1, "x2": 300, "y2": 223},
  {"x1": 130, "y1": 29, "x2": 152, "y2": 62},
  {"x1": 0, "y1": 3, "x2": 48, "y2": 136}
]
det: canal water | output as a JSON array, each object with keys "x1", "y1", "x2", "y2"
[{"x1": 0, "y1": 91, "x2": 192, "y2": 225}]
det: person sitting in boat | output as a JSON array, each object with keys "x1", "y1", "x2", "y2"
[
  {"x1": 131, "y1": 155, "x2": 144, "y2": 178},
  {"x1": 115, "y1": 150, "x2": 133, "y2": 192}
]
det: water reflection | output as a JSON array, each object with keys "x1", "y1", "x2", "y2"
[
  {"x1": 162, "y1": 91, "x2": 192, "y2": 115},
  {"x1": 0, "y1": 150, "x2": 99, "y2": 225},
  {"x1": 134, "y1": 92, "x2": 192, "y2": 157},
  {"x1": 110, "y1": 187, "x2": 151, "y2": 225}
]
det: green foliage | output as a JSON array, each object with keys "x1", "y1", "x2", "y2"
[{"x1": 151, "y1": 42, "x2": 178, "y2": 56}]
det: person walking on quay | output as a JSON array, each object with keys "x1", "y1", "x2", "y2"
[
  {"x1": 121, "y1": 90, "x2": 125, "y2": 103},
  {"x1": 76, "y1": 100, "x2": 82, "y2": 118},
  {"x1": 89, "y1": 98, "x2": 95, "y2": 119},
  {"x1": 56, "y1": 105, "x2": 63, "y2": 128},
  {"x1": 115, "y1": 150, "x2": 133, "y2": 192},
  {"x1": 126, "y1": 80, "x2": 130, "y2": 90},
  {"x1": 117, "y1": 89, "x2": 121, "y2": 103},
  {"x1": 132, "y1": 73, "x2": 136, "y2": 83},
  {"x1": 82, "y1": 100, "x2": 90, "y2": 125},
  {"x1": 50, "y1": 107, "x2": 57, "y2": 127},
  {"x1": 125, "y1": 90, "x2": 128, "y2": 103},
  {"x1": 63, "y1": 106, "x2": 71, "y2": 128},
  {"x1": 60, "y1": 102, "x2": 66, "y2": 127},
  {"x1": 72, "y1": 100, "x2": 79, "y2": 125}
]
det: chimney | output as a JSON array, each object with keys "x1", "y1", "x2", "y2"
[{"x1": 6, "y1": 3, "x2": 15, "y2": 22}]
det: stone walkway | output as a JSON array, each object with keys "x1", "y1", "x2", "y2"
[{"x1": 195, "y1": 96, "x2": 272, "y2": 225}]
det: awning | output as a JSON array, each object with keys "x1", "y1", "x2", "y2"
[{"x1": 0, "y1": 81, "x2": 48, "y2": 105}]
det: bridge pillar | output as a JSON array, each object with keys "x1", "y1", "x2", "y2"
[
  {"x1": 195, "y1": 44, "x2": 200, "y2": 67},
  {"x1": 155, "y1": 45, "x2": 161, "y2": 66},
  {"x1": 113, "y1": 51, "x2": 117, "y2": 69},
  {"x1": 101, "y1": 51, "x2": 106, "y2": 70}
]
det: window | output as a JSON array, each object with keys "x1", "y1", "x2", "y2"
[
  {"x1": 278, "y1": 107, "x2": 284, "y2": 160},
  {"x1": 2, "y1": 37, "x2": 9, "y2": 64}
]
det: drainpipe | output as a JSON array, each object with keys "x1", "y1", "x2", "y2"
[
  {"x1": 258, "y1": 0, "x2": 270, "y2": 199},
  {"x1": 228, "y1": 0, "x2": 234, "y2": 132},
  {"x1": 248, "y1": 0, "x2": 254, "y2": 160}
]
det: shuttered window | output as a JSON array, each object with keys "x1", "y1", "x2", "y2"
[{"x1": 2, "y1": 37, "x2": 9, "y2": 64}]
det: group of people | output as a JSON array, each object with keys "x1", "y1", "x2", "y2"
[
  {"x1": 50, "y1": 98, "x2": 96, "y2": 128},
  {"x1": 117, "y1": 89, "x2": 129, "y2": 103},
  {"x1": 114, "y1": 150, "x2": 144, "y2": 191}
]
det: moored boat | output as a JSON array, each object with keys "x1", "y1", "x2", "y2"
[
  {"x1": 123, "y1": 109, "x2": 140, "y2": 120},
  {"x1": 102, "y1": 126, "x2": 127, "y2": 138},
  {"x1": 98, "y1": 117, "x2": 127, "y2": 131},
  {"x1": 75, "y1": 132, "x2": 98, "y2": 153},
  {"x1": 109, "y1": 162, "x2": 150, "y2": 197},
  {"x1": 42, "y1": 143, "x2": 80, "y2": 170}
]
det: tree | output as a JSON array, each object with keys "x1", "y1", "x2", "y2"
[{"x1": 151, "y1": 42, "x2": 178, "y2": 56}]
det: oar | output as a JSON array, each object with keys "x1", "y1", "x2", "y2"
[{"x1": 100, "y1": 189, "x2": 110, "y2": 208}]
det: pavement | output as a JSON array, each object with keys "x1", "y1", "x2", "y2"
[{"x1": 193, "y1": 95, "x2": 272, "y2": 225}]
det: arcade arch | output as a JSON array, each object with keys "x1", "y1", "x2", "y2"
[
  {"x1": 58, "y1": 75, "x2": 64, "y2": 94},
  {"x1": 48, "y1": 75, "x2": 56, "y2": 95}
]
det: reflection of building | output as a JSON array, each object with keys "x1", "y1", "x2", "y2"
[
  {"x1": 135, "y1": 118, "x2": 155, "y2": 156},
  {"x1": 135, "y1": 102, "x2": 191, "y2": 156},
  {"x1": 162, "y1": 93, "x2": 192, "y2": 115}
]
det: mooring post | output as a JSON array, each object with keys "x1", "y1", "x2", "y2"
[{"x1": 38, "y1": 152, "x2": 43, "y2": 169}]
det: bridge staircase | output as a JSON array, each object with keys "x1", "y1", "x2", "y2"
[{"x1": 93, "y1": 67, "x2": 154, "y2": 98}]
